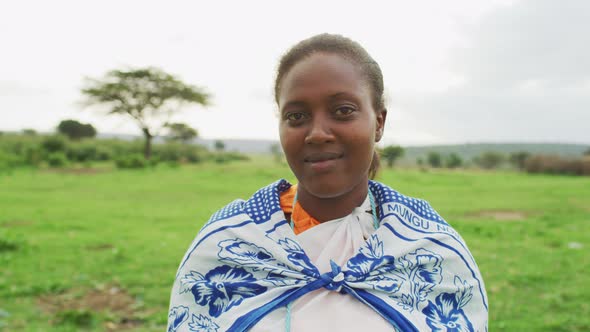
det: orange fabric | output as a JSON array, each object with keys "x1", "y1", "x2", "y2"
[{"x1": 279, "y1": 184, "x2": 321, "y2": 235}]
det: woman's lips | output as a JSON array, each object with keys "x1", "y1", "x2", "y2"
[
  {"x1": 304, "y1": 152, "x2": 343, "y2": 172},
  {"x1": 304, "y1": 152, "x2": 342, "y2": 162}
]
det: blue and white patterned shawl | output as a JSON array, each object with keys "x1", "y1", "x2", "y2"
[{"x1": 168, "y1": 180, "x2": 488, "y2": 332}]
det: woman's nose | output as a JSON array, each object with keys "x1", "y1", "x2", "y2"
[{"x1": 304, "y1": 114, "x2": 335, "y2": 145}]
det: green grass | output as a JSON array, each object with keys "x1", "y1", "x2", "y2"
[{"x1": 1, "y1": 160, "x2": 589, "y2": 331}]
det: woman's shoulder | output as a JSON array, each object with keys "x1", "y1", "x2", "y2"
[
  {"x1": 203, "y1": 179, "x2": 292, "y2": 227},
  {"x1": 369, "y1": 180, "x2": 451, "y2": 229}
]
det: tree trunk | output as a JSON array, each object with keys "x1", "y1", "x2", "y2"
[{"x1": 142, "y1": 128, "x2": 153, "y2": 160}]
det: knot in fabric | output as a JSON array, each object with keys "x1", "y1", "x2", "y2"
[{"x1": 320, "y1": 260, "x2": 346, "y2": 293}]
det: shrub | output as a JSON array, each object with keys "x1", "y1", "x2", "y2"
[
  {"x1": 0, "y1": 134, "x2": 45, "y2": 168},
  {"x1": 509, "y1": 151, "x2": 531, "y2": 170},
  {"x1": 445, "y1": 153, "x2": 463, "y2": 168},
  {"x1": 66, "y1": 144, "x2": 98, "y2": 162},
  {"x1": 47, "y1": 152, "x2": 69, "y2": 168},
  {"x1": 426, "y1": 152, "x2": 442, "y2": 168},
  {"x1": 115, "y1": 154, "x2": 147, "y2": 169},
  {"x1": 153, "y1": 142, "x2": 205, "y2": 163},
  {"x1": 148, "y1": 156, "x2": 160, "y2": 167},
  {"x1": 22, "y1": 129, "x2": 37, "y2": 136},
  {"x1": 102, "y1": 139, "x2": 143, "y2": 160},
  {"x1": 580, "y1": 157, "x2": 590, "y2": 175},
  {"x1": 473, "y1": 151, "x2": 505, "y2": 169},
  {"x1": 94, "y1": 146, "x2": 112, "y2": 161},
  {"x1": 0, "y1": 134, "x2": 211, "y2": 169},
  {"x1": 166, "y1": 160, "x2": 180, "y2": 168},
  {"x1": 42, "y1": 136, "x2": 67, "y2": 153},
  {"x1": 24, "y1": 145, "x2": 43, "y2": 166},
  {"x1": 523, "y1": 155, "x2": 590, "y2": 176},
  {"x1": 154, "y1": 144, "x2": 182, "y2": 162},
  {"x1": 185, "y1": 150, "x2": 202, "y2": 163},
  {"x1": 575, "y1": 157, "x2": 590, "y2": 175},
  {"x1": 214, "y1": 152, "x2": 250, "y2": 164},
  {"x1": 214, "y1": 154, "x2": 226, "y2": 164},
  {"x1": 0, "y1": 150, "x2": 21, "y2": 171}
]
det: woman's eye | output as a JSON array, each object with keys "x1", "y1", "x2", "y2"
[
  {"x1": 334, "y1": 106, "x2": 356, "y2": 116},
  {"x1": 285, "y1": 112, "x2": 306, "y2": 122}
]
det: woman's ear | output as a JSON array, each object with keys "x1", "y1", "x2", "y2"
[{"x1": 375, "y1": 109, "x2": 387, "y2": 142}]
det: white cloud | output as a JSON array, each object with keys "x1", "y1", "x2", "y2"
[
  {"x1": 4, "y1": 0, "x2": 584, "y2": 145},
  {"x1": 396, "y1": 0, "x2": 590, "y2": 144}
]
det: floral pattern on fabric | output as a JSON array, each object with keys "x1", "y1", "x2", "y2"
[
  {"x1": 167, "y1": 305, "x2": 189, "y2": 332},
  {"x1": 389, "y1": 248, "x2": 444, "y2": 312},
  {"x1": 277, "y1": 237, "x2": 320, "y2": 277},
  {"x1": 217, "y1": 238, "x2": 316, "y2": 283},
  {"x1": 346, "y1": 234, "x2": 401, "y2": 292},
  {"x1": 218, "y1": 239, "x2": 280, "y2": 272},
  {"x1": 168, "y1": 180, "x2": 488, "y2": 331},
  {"x1": 422, "y1": 293, "x2": 473, "y2": 332},
  {"x1": 348, "y1": 235, "x2": 397, "y2": 277},
  {"x1": 421, "y1": 276, "x2": 475, "y2": 332},
  {"x1": 188, "y1": 313, "x2": 220, "y2": 332},
  {"x1": 180, "y1": 266, "x2": 267, "y2": 317}
]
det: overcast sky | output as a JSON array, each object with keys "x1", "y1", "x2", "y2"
[{"x1": 1, "y1": 0, "x2": 588, "y2": 146}]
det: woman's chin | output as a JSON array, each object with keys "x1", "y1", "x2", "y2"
[{"x1": 300, "y1": 179, "x2": 357, "y2": 200}]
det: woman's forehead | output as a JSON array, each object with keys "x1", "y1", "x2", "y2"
[{"x1": 278, "y1": 53, "x2": 370, "y2": 104}]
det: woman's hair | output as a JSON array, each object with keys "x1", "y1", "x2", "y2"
[{"x1": 274, "y1": 33, "x2": 385, "y2": 179}]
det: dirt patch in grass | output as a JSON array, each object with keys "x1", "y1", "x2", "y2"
[
  {"x1": 43, "y1": 167, "x2": 110, "y2": 175},
  {"x1": 570, "y1": 199, "x2": 590, "y2": 212},
  {"x1": 85, "y1": 243, "x2": 115, "y2": 251},
  {"x1": 37, "y1": 284, "x2": 143, "y2": 330},
  {"x1": 1, "y1": 220, "x2": 34, "y2": 227},
  {"x1": 467, "y1": 210, "x2": 528, "y2": 221}
]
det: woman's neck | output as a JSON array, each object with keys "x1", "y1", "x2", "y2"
[{"x1": 296, "y1": 181, "x2": 369, "y2": 223}]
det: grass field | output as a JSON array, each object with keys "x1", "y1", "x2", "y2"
[{"x1": 1, "y1": 159, "x2": 589, "y2": 331}]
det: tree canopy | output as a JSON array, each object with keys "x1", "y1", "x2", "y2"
[
  {"x1": 22, "y1": 129, "x2": 37, "y2": 136},
  {"x1": 445, "y1": 153, "x2": 463, "y2": 168},
  {"x1": 473, "y1": 151, "x2": 506, "y2": 169},
  {"x1": 165, "y1": 122, "x2": 198, "y2": 143},
  {"x1": 509, "y1": 151, "x2": 531, "y2": 169},
  {"x1": 57, "y1": 119, "x2": 97, "y2": 140},
  {"x1": 427, "y1": 151, "x2": 442, "y2": 168},
  {"x1": 214, "y1": 140, "x2": 225, "y2": 152},
  {"x1": 380, "y1": 145, "x2": 405, "y2": 167},
  {"x1": 81, "y1": 67, "x2": 210, "y2": 159}
]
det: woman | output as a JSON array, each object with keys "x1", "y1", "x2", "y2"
[{"x1": 168, "y1": 34, "x2": 488, "y2": 332}]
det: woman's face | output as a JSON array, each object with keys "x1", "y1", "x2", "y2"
[{"x1": 278, "y1": 52, "x2": 386, "y2": 199}]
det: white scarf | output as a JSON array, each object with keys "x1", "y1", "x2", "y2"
[{"x1": 168, "y1": 180, "x2": 488, "y2": 332}]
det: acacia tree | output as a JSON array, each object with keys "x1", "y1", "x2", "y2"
[
  {"x1": 165, "y1": 122, "x2": 198, "y2": 143},
  {"x1": 380, "y1": 145, "x2": 404, "y2": 168},
  {"x1": 81, "y1": 67, "x2": 209, "y2": 159}
]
